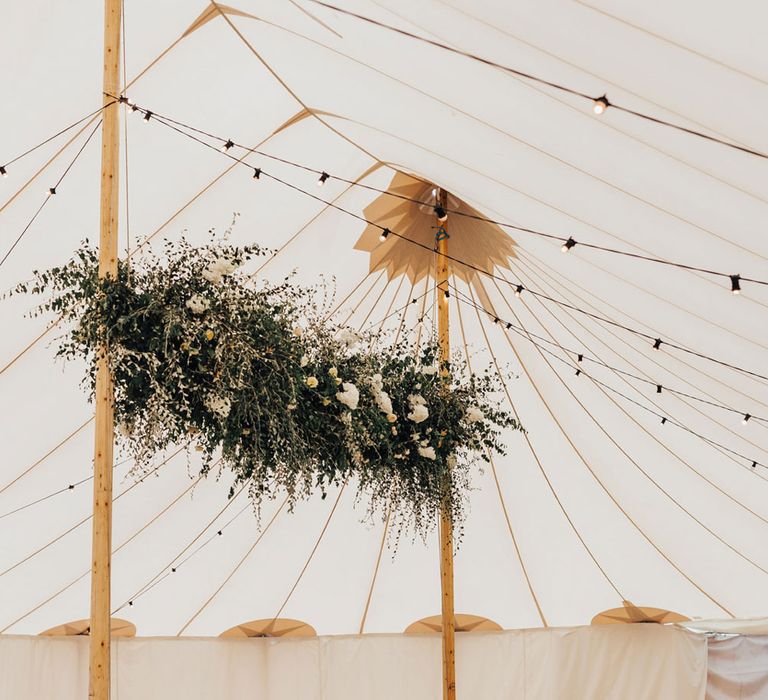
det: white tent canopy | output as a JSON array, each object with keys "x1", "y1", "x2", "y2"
[{"x1": 0, "y1": 0, "x2": 767, "y2": 643}]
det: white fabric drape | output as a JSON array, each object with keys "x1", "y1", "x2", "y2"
[
  {"x1": 0, "y1": 624, "x2": 706, "y2": 699},
  {"x1": 706, "y1": 635, "x2": 768, "y2": 700}
]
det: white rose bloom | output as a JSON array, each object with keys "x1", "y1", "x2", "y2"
[
  {"x1": 202, "y1": 265, "x2": 223, "y2": 284},
  {"x1": 466, "y1": 406, "x2": 485, "y2": 423},
  {"x1": 375, "y1": 390, "x2": 393, "y2": 415},
  {"x1": 328, "y1": 367, "x2": 338, "y2": 378},
  {"x1": 408, "y1": 394, "x2": 426, "y2": 407},
  {"x1": 337, "y1": 328, "x2": 362, "y2": 348},
  {"x1": 336, "y1": 382, "x2": 360, "y2": 410},
  {"x1": 305, "y1": 376, "x2": 319, "y2": 388},
  {"x1": 300, "y1": 355, "x2": 309, "y2": 368},
  {"x1": 447, "y1": 455, "x2": 457, "y2": 469},
  {"x1": 370, "y1": 373, "x2": 383, "y2": 394},
  {"x1": 341, "y1": 412, "x2": 352, "y2": 425},
  {"x1": 418, "y1": 446, "x2": 436, "y2": 460},
  {"x1": 386, "y1": 413, "x2": 397, "y2": 423},
  {"x1": 421, "y1": 365, "x2": 438, "y2": 375},
  {"x1": 408, "y1": 404, "x2": 429, "y2": 423},
  {"x1": 205, "y1": 395, "x2": 231, "y2": 418},
  {"x1": 185, "y1": 294, "x2": 210, "y2": 315}
]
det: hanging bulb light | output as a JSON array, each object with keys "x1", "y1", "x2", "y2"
[
  {"x1": 593, "y1": 95, "x2": 610, "y2": 115},
  {"x1": 661, "y1": 417, "x2": 667, "y2": 425},
  {"x1": 434, "y1": 204, "x2": 448, "y2": 222},
  {"x1": 221, "y1": 139, "x2": 235, "y2": 153},
  {"x1": 47, "y1": 186, "x2": 56, "y2": 196},
  {"x1": 443, "y1": 289, "x2": 450, "y2": 299},
  {"x1": 561, "y1": 237, "x2": 576, "y2": 253},
  {"x1": 653, "y1": 338, "x2": 662, "y2": 350},
  {"x1": 130, "y1": 103, "x2": 140, "y2": 113},
  {"x1": 317, "y1": 171, "x2": 329, "y2": 186},
  {"x1": 575, "y1": 368, "x2": 581, "y2": 376},
  {"x1": 493, "y1": 317, "x2": 500, "y2": 325},
  {"x1": 752, "y1": 461, "x2": 758, "y2": 468},
  {"x1": 515, "y1": 284, "x2": 523, "y2": 297},
  {"x1": 252, "y1": 168, "x2": 261, "y2": 180},
  {"x1": 656, "y1": 384, "x2": 662, "y2": 394},
  {"x1": 730, "y1": 274, "x2": 741, "y2": 294},
  {"x1": 505, "y1": 322, "x2": 512, "y2": 330},
  {"x1": 742, "y1": 413, "x2": 751, "y2": 425},
  {"x1": 577, "y1": 353, "x2": 584, "y2": 362},
  {"x1": 379, "y1": 228, "x2": 390, "y2": 242},
  {"x1": 142, "y1": 110, "x2": 153, "y2": 123},
  {"x1": 0, "y1": 166, "x2": 7, "y2": 178}
]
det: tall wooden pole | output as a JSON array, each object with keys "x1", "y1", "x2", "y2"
[
  {"x1": 436, "y1": 189, "x2": 456, "y2": 700},
  {"x1": 90, "y1": 1, "x2": 121, "y2": 698}
]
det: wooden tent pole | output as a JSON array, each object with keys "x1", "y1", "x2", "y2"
[
  {"x1": 89, "y1": 0, "x2": 121, "y2": 698},
  {"x1": 436, "y1": 189, "x2": 457, "y2": 700}
]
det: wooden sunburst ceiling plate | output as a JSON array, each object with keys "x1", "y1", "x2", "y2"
[
  {"x1": 404, "y1": 614, "x2": 502, "y2": 635},
  {"x1": 219, "y1": 618, "x2": 317, "y2": 638},
  {"x1": 39, "y1": 617, "x2": 136, "y2": 637},
  {"x1": 591, "y1": 600, "x2": 690, "y2": 625},
  {"x1": 354, "y1": 172, "x2": 516, "y2": 285}
]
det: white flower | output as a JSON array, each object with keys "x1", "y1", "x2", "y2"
[
  {"x1": 185, "y1": 294, "x2": 210, "y2": 315},
  {"x1": 466, "y1": 406, "x2": 485, "y2": 423},
  {"x1": 407, "y1": 394, "x2": 428, "y2": 423},
  {"x1": 202, "y1": 256, "x2": 238, "y2": 284},
  {"x1": 336, "y1": 382, "x2": 360, "y2": 410},
  {"x1": 411, "y1": 433, "x2": 420, "y2": 442},
  {"x1": 341, "y1": 412, "x2": 352, "y2": 425},
  {"x1": 370, "y1": 373, "x2": 383, "y2": 394},
  {"x1": 391, "y1": 426, "x2": 398, "y2": 435},
  {"x1": 292, "y1": 326, "x2": 303, "y2": 338},
  {"x1": 447, "y1": 455, "x2": 457, "y2": 469},
  {"x1": 421, "y1": 365, "x2": 438, "y2": 375},
  {"x1": 328, "y1": 367, "x2": 338, "y2": 378},
  {"x1": 300, "y1": 355, "x2": 309, "y2": 368},
  {"x1": 386, "y1": 413, "x2": 397, "y2": 423},
  {"x1": 418, "y1": 446, "x2": 436, "y2": 460},
  {"x1": 305, "y1": 376, "x2": 318, "y2": 388},
  {"x1": 205, "y1": 395, "x2": 231, "y2": 418},
  {"x1": 337, "y1": 328, "x2": 362, "y2": 348},
  {"x1": 287, "y1": 403, "x2": 297, "y2": 411},
  {"x1": 375, "y1": 390, "x2": 393, "y2": 416}
]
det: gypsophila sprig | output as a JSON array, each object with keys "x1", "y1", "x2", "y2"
[{"x1": 13, "y1": 239, "x2": 521, "y2": 539}]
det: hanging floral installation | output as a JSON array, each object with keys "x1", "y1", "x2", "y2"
[{"x1": 12, "y1": 239, "x2": 521, "y2": 537}]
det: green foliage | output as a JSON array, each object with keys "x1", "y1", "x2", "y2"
[{"x1": 13, "y1": 240, "x2": 522, "y2": 538}]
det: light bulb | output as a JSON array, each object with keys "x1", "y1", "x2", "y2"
[
  {"x1": 434, "y1": 205, "x2": 448, "y2": 222},
  {"x1": 0, "y1": 166, "x2": 7, "y2": 178},
  {"x1": 47, "y1": 187, "x2": 56, "y2": 196},
  {"x1": 515, "y1": 284, "x2": 523, "y2": 297},
  {"x1": 653, "y1": 338, "x2": 662, "y2": 350},
  {"x1": 730, "y1": 274, "x2": 741, "y2": 294},
  {"x1": 221, "y1": 139, "x2": 234, "y2": 153},
  {"x1": 317, "y1": 172, "x2": 329, "y2": 186},
  {"x1": 443, "y1": 289, "x2": 450, "y2": 299},
  {"x1": 379, "y1": 228, "x2": 390, "y2": 242},
  {"x1": 252, "y1": 168, "x2": 261, "y2": 180},
  {"x1": 561, "y1": 237, "x2": 576, "y2": 253},
  {"x1": 593, "y1": 95, "x2": 610, "y2": 115},
  {"x1": 142, "y1": 110, "x2": 152, "y2": 123},
  {"x1": 742, "y1": 413, "x2": 751, "y2": 425}
]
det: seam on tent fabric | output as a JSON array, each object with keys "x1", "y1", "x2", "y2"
[
  {"x1": 467, "y1": 282, "x2": 735, "y2": 617},
  {"x1": 454, "y1": 291, "x2": 551, "y2": 625}
]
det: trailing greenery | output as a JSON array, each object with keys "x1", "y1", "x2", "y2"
[{"x1": 13, "y1": 239, "x2": 521, "y2": 537}]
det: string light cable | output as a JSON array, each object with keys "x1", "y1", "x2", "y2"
[
  {"x1": 449, "y1": 285, "x2": 768, "y2": 471},
  {"x1": 114, "y1": 97, "x2": 768, "y2": 292},
  {"x1": 111, "y1": 99, "x2": 768, "y2": 383},
  {"x1": 305, "y1": 1, "x2": 768, "y2": 160},
  {"x1": 0, "y1": 101, "x2": 117, "y2": 179},
  {"x1": 0, "y1": 120, "x2": 103, "y2": 271},
  {"x1": 446, "y1": 282, "x2": 767, "y2": 426}
]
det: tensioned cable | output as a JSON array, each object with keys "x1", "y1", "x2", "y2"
[
  {"x1": 498, "y1": 266, "x2": 768, "y2": 522},
  {"x1": 0, "y1": 446, "x2": 184, "y2": 579},
  {"x1": 507, "y1": 260, "x2": 768, "y2": 479},
  {"x1": 123, "y1": 105, "x2": 768, "y2": 382},
  {"x1": 173, "y1": 496, "x2": 287, "y2": 634},
  {"x1": 0, "y1": 120, "x2": 103, "y2": 271},
  {"x1": 454, "y1": 294, "x2": 551, "y2": 624},
  {"x1": 121, "y1": 100, "x2": 768, "y2": 289},
  {"x1": 459, "y1": 291, "x2": 625, "y2": 602},
  {"x1": 514, "y1": 249, "x2": 768, "y2": 413},
  {"x1": 1, "y1": 460, "x2": 203, "y2": 633},
  {"x1": 306, "y1": 0, "x2": 768, "y2": 160},
  {"x1": 0, "y1": 102, "x2": 115, "y2": 176},
  {"x1": 465, "y1": 284, "x2": 735, "y2": 616},
  {"x1": 358, "y1": 511, "x2": 391, "y2": 634},
  {"x1": 508, "y1": 257, "x2": 768, "y2": 455},
  {"x1": 453, "y1": 284, "x2": 767, "y2": 472},
  {"x1": 485, "y1": 280, "x2": 768, "y2": 580}
]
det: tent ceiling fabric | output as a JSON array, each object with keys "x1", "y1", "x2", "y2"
[{"x1": 0, "y1": 0, "x2": 767, "y2": 639}]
